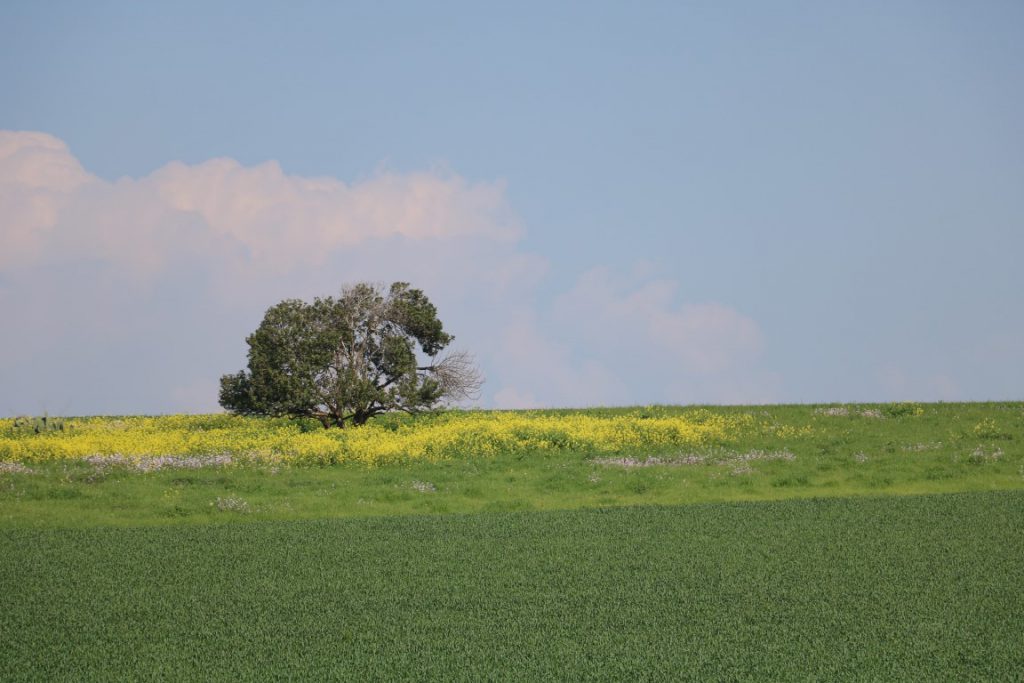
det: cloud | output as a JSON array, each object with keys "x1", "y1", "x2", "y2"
[
  {"x1": 0, "y1": 132, "x2": 94, "y2": 268},
  {"x1": 149, "y1": 158, "x2": 521, "y2": 271},
  {"x1": 0, "y1": 131, "x2": 531, "y2": 414},
  {"x1": 553, "y1": 268, "x2": 763, "y2": 374},
  {"x1": 486, "y1": 268, "x2": 776, "y2": 407},
  {"x1": 0, "y1": 130, "x2": 775, "y2": 414},
  {"x1": 489, "y1": 308, "x2": 625, "y2": 409},
  {"x1": 0, "y1": 131, "x2": 91, "y2": 190},
  {"x1": 0, "y1": 131, "x2": 519, "y2": 277}
]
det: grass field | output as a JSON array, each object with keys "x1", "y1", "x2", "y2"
[
  {"x1": 2, "y1": 492, "x2": 1022, "y2": 681},
  {"x1": 1, "y1": 402, "x2": 1022, "y2": 680},
  {"x1": 1, "y1": 402, "x2": 1021, "y2": 527}
]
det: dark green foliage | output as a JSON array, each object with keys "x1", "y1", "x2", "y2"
[
  {"x1": 12, "y1": 414, "x2": 65, "y2": 434},
  {"x1": 2, "y1": 492, "x2": 1023, "y2": 680},
  {"x1": 882, "y1": 401, "x2": 925, "y2": 418},
  {"x1": 220, "y1": 282, "x2": 479, "y2": 427}
]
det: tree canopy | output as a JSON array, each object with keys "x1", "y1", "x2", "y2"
[{"x1": 219, "y1": 282, "x2": 482, "y2": 427}]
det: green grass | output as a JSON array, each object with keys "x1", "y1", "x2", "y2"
[
  {"x1": 2, "y1": 491, "x2": 1022, "y2": 681},
  {"x1": 2, "y1": 402, "x2": 1021, "y2": 528},
  {"x1": 2, "y1": 402, "x2": 1022, "y2": 679}
]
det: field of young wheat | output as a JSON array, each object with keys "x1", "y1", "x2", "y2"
[{"x1": 2, "y1": 492, "x2": 1022, "y2": 680}]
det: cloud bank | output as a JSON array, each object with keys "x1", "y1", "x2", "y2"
[{"x1": 0, "y1": 131, "x2": 773, "y2": 414}]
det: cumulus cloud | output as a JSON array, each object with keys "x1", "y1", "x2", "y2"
[
  {"x1": 489, "y1": 308, "x2": 625, "y2": 409},
  {"x1": 486, "y1": 267, "x2": 776, "y2": 407},
  {"x1": 149, "y1": 158, "x2": 520, "y2": 271},
  {"x1": 0, "y1": 131, "x2": 519, "y2": 276},
  {"x1": 0, "y1": 131, "x2": 530, "y2": 413},
  {"x1": 0, "y1": 132, "x2": 94, "y2": 268},
  {"x1": 0, "y1": 130, "x2": 775, "y2": 414},
  {"x1": 553, "y1": 268, "x2": 763, "y2": 374}
]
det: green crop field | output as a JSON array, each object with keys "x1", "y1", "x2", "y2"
[
  {"x1": 2, "y1": 402, "x2": 1023, "y2": 680},
  {"x1": 2, "y1": 493, "x2": 1023, "y2": 681}
]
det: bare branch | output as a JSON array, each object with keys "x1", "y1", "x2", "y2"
[{"x1": 428, "y1": 350, "x2": 484, "y2": 403}]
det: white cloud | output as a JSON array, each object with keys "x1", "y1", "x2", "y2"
[
  {"x1": 488, "y1": 308, "x2": 625, "y2": 408},
  {"x1": 553, "y1": 267, "x2": 763, "y2": 374},
  {"x1": 0, "y1": 131, "x2": 532, "y2": 414},
  {"x1": 0, "y1": 131, "x2": 91, "y2": 190},
  {"x1": 0, "y1": 131, "x2": 776, "y2": 414},
  {"x1": 149, "y1": 158, "x2": 520, "y2": 271},
  {"x1": 485, "y1": 269, "x2": 774, "y2": 407},
  {"x1": 0, "y1": 131, "x2": 95, "y2": 268},
  {"x1": 0, "y1": 131, "x2": 519, "y2": 277}
]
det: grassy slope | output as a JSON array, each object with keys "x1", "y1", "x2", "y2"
[
  {"x1": 2, "y1": 402, "x2": 1021, "y2": 528},
  {"x1": 2, "y1": 492, "x2": 1023, "y2": 681}
]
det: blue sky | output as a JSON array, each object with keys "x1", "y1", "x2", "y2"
[{"x1": 1, "y1": 1, "x2": 1022, "y2": 414}]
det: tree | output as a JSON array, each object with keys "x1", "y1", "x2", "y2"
[{"x1": 219, "y1": 282, "x2": 482, "y2": 428}]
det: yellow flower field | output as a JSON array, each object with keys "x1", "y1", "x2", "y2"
[{"x1": 0, "y1": 411, "x2": 751, "y2": 466}]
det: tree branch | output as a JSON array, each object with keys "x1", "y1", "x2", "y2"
[{"x1": 426, "y1": 350, "x2": 483, "y2": 403}]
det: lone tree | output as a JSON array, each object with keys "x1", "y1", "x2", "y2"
[{"x1": 219, "y1": 282, "x2": 482, "y2": 428}]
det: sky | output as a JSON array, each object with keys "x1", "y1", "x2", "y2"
[{"x1": 1, "y1": 1, "x2": 1022, "y2": 415}]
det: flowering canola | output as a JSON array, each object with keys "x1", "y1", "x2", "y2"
[{"x1": 0, "y1": 411, "x2": 753, "y2": 466}]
